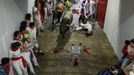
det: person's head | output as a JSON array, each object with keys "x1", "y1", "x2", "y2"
[
  {"x1": 25, "y1": 13, "x2": 31, "y2": 21},
  {"x1": 29, "y1": 22, "x2": 35, "y2": 29},
  {"x1": 79, "y1": 43, "x2": 82, "y2": 46},
  {"x1": 65, "y1": 0, "x2": 71, "y2": 10},
  {"x1": 72, "y1": 44, "x2": 74, "y2": 46},
  {"x1": 11, "y1": 42, "x2": 21, "y2": 50},
  {"x1": 19, "y1": 21, "x2": 27, "y2": 33},
  {"x1": 83, "y1": 45, "x2": 86, "y2": 48},
  {"x1": 125, "y1": 40, "x2": 130, "y2": 45},
  {"x1": 34, "y1": 0, "x2": 38, "y2": 7},
  {"x1": 13, "y1": 31, "x2": 21, "y2": 39},
  {"x1": 82, "y1": 17, "x2": 87, "y2": 24},
  {"x1": 130, "y1": 39, "x2": 134, "y2": 48},
  {"x1": 79, "y1": 16, "x2": 87, "y2": 24},
  {"x1": 1, "y1": 57, "x2": 9, "y2": 65},
  {"x1": 83, "y1": 0, "x2": 86, "y2": 4}
]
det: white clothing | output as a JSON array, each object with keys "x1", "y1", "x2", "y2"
[
  {"x1": 21, "y1": 52, "x2": 35, "y2": 74},
  {"x1": 33, "y1": 7, "x2": 40, "y2": 21},
  {"x1": 88, "y1": 0, "x2": 96, "y2": 16},
  {"x1": 76, "y1": 25, "x2": 83, "y2": 30},
  {"x1": 26, "y1": 20, "x2": 31, "y2": 26},
  {"x1": 80, "y1": 22, "x2": 92, "y2": 33},
  {"x1": 71, "y1": 4, "x2": 81, "y2": 26},
  {"x1": 44, "y1": 3, "x2": 53, "y2": 29},
  {"x1": 129, "y1": 71, "x2": 134, "y2": 75},
  {"x1": 27, "y1": 27, "x2": 39, "y2": 48},
  {"x1": 46, "y1": 2, "x2": 53, "y2": 16},
  {"x1": 33, "y1": 7, "x2": 41, "y2": 28},
  {"x1": 24, "y1": 41, "x2": 39, "y2": 66},
  {"x1": 75, "y1": 22, "x2": 92, "y2": 33},
  {"x1": 85, "y1": 1, "x2": 90, "y2": 14},
  {"x1": 10, "y1": 49, "x2": 28, "y2": 75},
  {"x1": 71, "y1": 14, "x2": 80, "y2": 26},
  {"x1": 44, "y1": 7, "x2": 48, "y2": 23},
  {"x1": 10, "y1": 49, "x2": 21, "y2": 59},
  {"x1": 51, "y1": 0, "x2": 57, "y2": 10}
]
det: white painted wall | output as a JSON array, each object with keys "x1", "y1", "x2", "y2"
[
  {"x1": 15, "y1": 0, "x2": 28, "y2": 14},
  {"x1": 28, "y1": 0, "x2": 35, "y2": 14},
  {"x1": 120, "y1": 15, "x2": 134, "y2": 47},
  {"x1": 15, "y1": 0, "x2": 35, "y2": 20},
  {"x1": 0, "y1": 0, "x2": 24, "y2": 60},
  {"x1": 15, "y1": 0, "x2": 35, "y2": 14},
  {"x1": 103, "y1": 0, "x2": 121, "y2": 58},
  {"x1": 0, "y1": 0, "x2": 35, "y2": 62},
  {"x1": 104, "y1": 0, "x2": 134, "y2": 59},
  {"x1": 120, "y1": 0, "x2": 134, "y2": 57}
]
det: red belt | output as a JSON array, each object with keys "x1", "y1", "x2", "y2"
[
  {"x1": 12, "y1": 57, "x2": 21, "y2": 61},
  {"x1": 12, "y1": 56, "x2": 28, "y2": 68}
]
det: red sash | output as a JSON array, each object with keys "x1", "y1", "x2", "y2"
[{"x1": 12, "y1": 56, "x2": 28, "y2": 68}]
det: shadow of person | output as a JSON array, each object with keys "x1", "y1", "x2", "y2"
[{"x1": 54, "y1": 30, "x2": 72, "y2": 53}]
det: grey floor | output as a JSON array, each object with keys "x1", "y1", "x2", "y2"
[{"x1": 35, "y1": 22, "x2": 118, "y2": 75}]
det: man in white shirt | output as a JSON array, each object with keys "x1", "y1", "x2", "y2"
[
  {"x1": 88, "y1": 0, "x2": 96, "y2": 20},
  {"x1": 75, "y1": 17, "x2": 93, "y2": 36}
]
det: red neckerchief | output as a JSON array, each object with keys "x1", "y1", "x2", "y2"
[
  {"x1": 20, "y1": 31, "x2": 25, "y2": 35},
  {"x1": 11, "y1": 47, "x2": 19, "y2": 51},
  {"x1": 13, "y1": 37, "x2": 20, "y2": 41}
]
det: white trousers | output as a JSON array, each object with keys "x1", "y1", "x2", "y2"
[
  {"x1": 21, "y1": 52, "x2": 35, "y2": 74},
  {"x1": 12, "y1": 59, "x2": 28, "y2": 75},
  {"x1": 31, "y1": 50, "x2": 39, "y2": 66}
]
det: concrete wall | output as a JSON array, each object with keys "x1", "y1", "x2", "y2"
[
  {"x1": 15, "y1": 0, "x2": 28, "y2": 14},
  {"x1": 28, "y1": 0, "x2": 35, "y2": 14},
  {"x1": 104, "y1": 0, "x2": 134, "y2": 59},
  {"x1": 120, "y1": 0, "x2": 134, "y2": 56},
  {"x1": 15, "y1": 0, "x2": 35, "y2": 21},
  {"x1": 0, "y1": 0, "x2": 24, "y2": 60},
  {"x1": 120, "y1": 0, "x2": 134, "y2": 25},
  {"x1": 103, "y1": 0, "x2": 121, "y2": 58},
  {"x1": 15, "y1": 0, "x2": 35, "y2": 14},
  {"x1": 0, "y1": 0, "x2": 35, "y2": 61}
]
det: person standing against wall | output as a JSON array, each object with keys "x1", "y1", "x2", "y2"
[
  {"x1": 10, "y1": 42, "x2": 28, "y2": 75},
  {"x1": 33, "y1": 1, "x2": 42, "y2": 36},
  {"x1": 88, "y1": 0, "x2": 96, "y2": 20}
]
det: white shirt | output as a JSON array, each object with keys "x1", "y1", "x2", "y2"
[
  {"x1": 33, "y1": 7, "x2": 40, "y2": 20},
  {"x1": 88, "y1": 0, "x2": 96, "y2": 16},
  {"x1": 80, "y1": 22, "x2": 92, "y2": 33},
  {"x1": 10, "y1": 48, "x2": 21, "y2": 58},
  {"x1": 71, "y1": 4, "x2": 81, "y2": 26}
]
